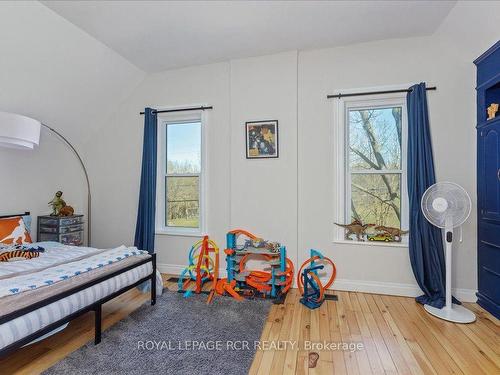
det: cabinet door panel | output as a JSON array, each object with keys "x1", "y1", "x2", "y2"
[
  {"x1": 478, "y1": 243, "x2": 500, "y2": 303},
  {"x1": 479, "y1": 125, "x2": 500, "y2": 222}
]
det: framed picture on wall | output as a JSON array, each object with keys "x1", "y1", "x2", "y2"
[{"x1": 245, "y1": 120, "x2": 279, "y2": 159}]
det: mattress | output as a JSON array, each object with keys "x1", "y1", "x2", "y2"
[
  {"x1": 0, "y1": 242, "x2": 153, "y2": 350},
  {"x1": 0, "y1": 242, "x2": 103, "y2": 280}
]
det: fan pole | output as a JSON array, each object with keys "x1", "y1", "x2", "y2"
[
  {"x1": 445, "y1": 224, "x2": 453, "y2": 310},
  {"x1": 424, "y1": 221, "x2": 476, "y2": 323}
]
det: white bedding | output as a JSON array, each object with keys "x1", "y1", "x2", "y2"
[
  {"x1": 0, "y1": 245, "x2": 147, "y2": 297},
  {"x1": 0, "y1": 262, "x2": 152, "y2": 350},
  {"x1": 0, "y1": 242, "x2": 104, "y2": 279},
  {"x1": 0, "y1": 242, "x2": 155, "y2": 351}
]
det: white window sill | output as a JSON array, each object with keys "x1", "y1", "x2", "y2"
[
  {"x1": 155, "y1": 229, "x2": 203, "y2": 238},
  {"x1": 332, "y1": 239, "x2": 408, "y2": 248}
]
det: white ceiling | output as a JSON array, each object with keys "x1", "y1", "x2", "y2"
[{"x1": 42, "y1": 1, "x2": 456, "y2": 73}]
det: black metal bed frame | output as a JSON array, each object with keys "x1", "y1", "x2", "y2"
[
  {"x1": 0, "y1": 211, "x2": 30, "y2": 219},
  {"x1": 0, "y1": 251, "x2": 156, "y2": 358}
]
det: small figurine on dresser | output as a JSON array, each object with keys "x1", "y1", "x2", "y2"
[
  {"x1": 487, "y1": 103, "x2": 499, "y2": 120},
  {"x1": 48, "y1": 191, "x2": 74, "y2": 216}
]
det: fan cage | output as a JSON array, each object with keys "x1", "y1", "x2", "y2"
[{"x1": 421, "y1": 182, "x2": 471, "y2": 228}]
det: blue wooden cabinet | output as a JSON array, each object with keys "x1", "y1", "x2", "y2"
[{"x1": 475, "y1": 40, "x2": 500, "y2": 319}]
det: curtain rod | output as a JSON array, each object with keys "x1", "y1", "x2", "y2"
[
  {"x1": 327, "y1": 87, "x2": 436, "y2": 99},
  {"x1": 139, "y1": 106, "x2": 213, "y2": 115}
]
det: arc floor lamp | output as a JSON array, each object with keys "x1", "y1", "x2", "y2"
[{"x1": 0, "y1": 111, "x2": 91, "y2": 246}]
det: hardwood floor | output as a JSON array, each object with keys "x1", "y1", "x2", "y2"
[
  {"x1": 249, "y1": 289, "x2": 499, "y2": 375},
  {"x1": 1, "y1": 275, "x2": 499, "y2": 374}
]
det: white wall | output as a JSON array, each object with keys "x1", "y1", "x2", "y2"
[
  {"x1": 298, "y1": 38, "x2": 469, "y2": 294},
  {"x1": 5, "y1": 1, "x2": 495, "y2": 300},
  {"x1": 87, "y1": 62, "x2": 231, "y2": 267},
  {"x1": 298, "y1": 1, "x2": 499, "y2": 298},
  {"x1": 0, "y1": 1, "x2": 144, "y2": 241},
  {"x1": 230, "y1": 51, "x2": 299, "y2": 269},
  {"x1": 87, "y1": 2, "x2": 499, "y2": 301},
  {"x1": 87, "y1": 52, "x2": 299, "y2": 270}
]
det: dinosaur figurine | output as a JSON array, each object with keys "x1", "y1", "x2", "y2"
[
  {"x1": 335, "y1": 220, "x2": 374, "y2": 241},
  {"x1": 59, "y1": 206, "x2": 74, "y2": 216},
  {"x1": 48, "y1": 191, "x2": 67, "y2": 216},
  {"x1": 487, "y1": 103, "x2": 499, "y2": 120},
  {"x1": 375, "y1": 225, "x2": 409, "y2": 242}
]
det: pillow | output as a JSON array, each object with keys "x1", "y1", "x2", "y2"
[{"x1": 0, "y1": 216, "x2": 32, "y2": 246}]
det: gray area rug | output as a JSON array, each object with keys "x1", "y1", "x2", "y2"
[{"x1": 43, "y1": 291, "x2": 271, "y2": 375}]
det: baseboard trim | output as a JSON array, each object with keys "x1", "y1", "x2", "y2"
[
  {"x1": 331, "y1": 278, "x2": 477, "y2": 303},
  {"x1": 158, "y1": 263, "x2": 477, "y2": 303}
]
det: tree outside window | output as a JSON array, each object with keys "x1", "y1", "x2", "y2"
[{"x1": 347, "y1": 106, "x2": 403, "y2": 229}]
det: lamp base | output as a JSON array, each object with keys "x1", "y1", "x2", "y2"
[{"x1": 424, "y1": 303, "x2": 476, "y2": 323}]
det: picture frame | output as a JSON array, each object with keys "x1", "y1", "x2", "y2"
[{"x1": 245, "y1": 120, "x2": 279, "y2": 159}]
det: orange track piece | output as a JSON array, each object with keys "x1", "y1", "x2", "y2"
[
  {"x1": 206, "y1": 290, "x2": 215, "y2": 305},
  {"x1": 228, "y1": 229, "x2": 257, "y2": 239},
  {"x1": 247, "y1": 277, "x2": 272, "y2": 292},
  {"x1": 224, "y1": 280, "x2": 244, "y2": 301},
  {"x1": 280, "y1": 258, "x2": 295, "y2": 293},
  {"x1": 215, "y1": 278, "x2": 227, "y2": 295},
  {"x1": 195, "y1": 236, "x2": 209, "y2": 293},
  {"x1": 214, "y1": 278, "x2": 244, "y2": 301}
]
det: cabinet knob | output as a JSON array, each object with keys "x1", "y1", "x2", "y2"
[{"x1": 498, "y1": 169, "x2": 500, "y2": 181}]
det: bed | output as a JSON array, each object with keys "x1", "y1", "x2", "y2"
[{"x1": 0, "y1": 213, "x2": 157, "y2": 357}]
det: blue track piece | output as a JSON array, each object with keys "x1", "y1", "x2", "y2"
[{"x1": 299, "y1": 264, "x2": 325, "y2": 309}]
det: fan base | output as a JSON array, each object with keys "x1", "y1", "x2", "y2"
[{"x1": 424, "y1": 303, "x2": 476, "y2": 323}]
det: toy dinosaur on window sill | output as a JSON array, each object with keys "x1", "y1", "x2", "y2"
[
  {"x1": 334, "y1": 220, "x2": 375, "y2": 241},
  {"x1": 374, "y1": 225, "x2": 409, "y2": 242}
]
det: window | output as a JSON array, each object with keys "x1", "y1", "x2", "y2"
[
  {"x1": 157, "y1": 112, "x2": 205, "y2": 235},
  {"x1": 334, "y1": 93, "x2": 408, "y2": 243}
]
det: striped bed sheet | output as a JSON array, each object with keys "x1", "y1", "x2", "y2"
[
  {"x1": 0, "y1": 242, "x2": 154, "y2": 351},
  {"x1": 0, "y1": 242, "x2": 105, "y2": 279},
  {"x1": 0, "y1": 261, "x2": 152, "y2": 350}
]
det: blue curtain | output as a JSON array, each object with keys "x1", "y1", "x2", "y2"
[
  {"x1": 407, "y1": 83, "x2": 448, "y2": 308},
  {"x1": 134, "y1": 108, "x2": 157, "y2": 254}
]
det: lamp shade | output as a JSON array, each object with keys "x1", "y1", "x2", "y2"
[{"x1": 0, "y1": 111, "x2": 41, "y2": 149}]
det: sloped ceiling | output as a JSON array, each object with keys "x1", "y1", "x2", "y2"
[{"x1": 43, "y1": 0, "x2": 456, "y2": 72}]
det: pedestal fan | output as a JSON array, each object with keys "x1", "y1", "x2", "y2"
[{"x1": 421, "y1": 182, "x2": 476, "y2": 323}]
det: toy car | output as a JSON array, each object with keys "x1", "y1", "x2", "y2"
[{"x1": 368, "y1": 233, "x2": 394, "y2": 242}]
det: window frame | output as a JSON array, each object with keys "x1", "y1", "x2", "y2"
[
  {"x1": 332, "y1": 90, "x2": 409, "y2": 246},
  {"x1": 155, "y1": 109, "x2": 207, "y2": 237}
]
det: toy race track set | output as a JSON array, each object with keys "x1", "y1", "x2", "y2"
[
  {"x1": 224, "y1": 229, "x2": 293, "y2": 303},
  {"x1": 176, "y1": 229, "x2": 336, "y2": 308}
]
